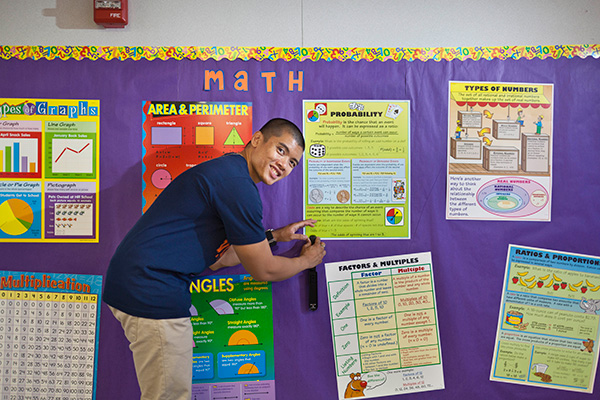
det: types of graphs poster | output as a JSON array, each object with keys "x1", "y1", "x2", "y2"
[
  {"x1": 446, "y1": 82, "x2": 553, "y2": 221},
  {"x1": 491, "y1": 245, "x2": 600, "y2": 393},
  {"x1": 141, "y1": 101, "x2": 252, "y2": 213},
  {"x1": 326, "y1": 252, "x2": 444, "y2": 399},
  {"x1": 189, "y1": 274, "x2": 275, "y2": 400},
  {"x1": 0, "y1": 99, "x2": 99, "y2": 242},
  {"x1": 303, "y1": 100, "x2": 411, "y2": 239}
]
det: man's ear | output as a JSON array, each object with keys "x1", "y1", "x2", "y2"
[{"x1": 250, "y1": 130, "x2": 263, "y2": 147}]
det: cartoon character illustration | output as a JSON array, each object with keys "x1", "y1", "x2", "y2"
[
  {"x1": 455, "y1": 120, "x2": 464, "y2": 139},
  {"x1": 581, "y1": 338, "x2": 594, "y2": 353},
  {"x1": 532, "y1": 363, "x2": 552, "y2": 382},
  {"x1": 534, "y1": 115, "x2": 543, "y2": 134},
  {"x1": 580, "y1": 297, "x2": 600, "y2": 314},
  {"x1": 344, "y1": 373, "x2": 367, "y2": 398},
  {"x1": 516, "y1": 108, "x2": 525, "y2": 126}
]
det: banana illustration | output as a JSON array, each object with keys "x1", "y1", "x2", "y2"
[
  {"x1": 591, "y1": 286, "x2": 600, "y2": 292},
  {"x1": 568, "y1": 283, "x2": 578, "y2": 292},
  {"x1": 586, "y1": 279, "x2": 596, "y2": 288},
  {"x1": 519, "y1": 277, "x2": 528, "y2": 287},
  {"x1": 544, "y1": 279, "x2": 554, "y2": 288},
  {"x1": 524, "y1": 275, "x2": 536, "y2": 282},
  {"x1": 553, "y1": 273, "x2": 562, "y2": 282},
  {"x1": 573, "y1": 280, "x2": 584, "y2": 287},
  {"x1": 517, "y1": 271, "x2": 529, "y2": 276},
  {"x1": 539, "y1": 274, "x2": 550, "y2": 280},
  {"x1": 527, "y1": 281, "x2": 537, "y2": 289}
]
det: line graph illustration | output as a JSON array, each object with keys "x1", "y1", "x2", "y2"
[
  {"x1": 51, "y1": 139, "x2": 93, "y2": 174},
  {"x1": 54, "y1": 142, "x2": 90, "y2": 163}
]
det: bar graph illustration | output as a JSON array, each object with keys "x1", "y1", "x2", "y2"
[
  {"x1": 0, "y1": 138, "x2": 39, "y2": 175},
  {"x1": 52, "y1": 138, "x2": 94, "y2": 174}
]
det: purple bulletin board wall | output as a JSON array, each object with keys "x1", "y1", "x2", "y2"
[{"x1": 0, "y1": 51, "x2": 599, "y2": 399}]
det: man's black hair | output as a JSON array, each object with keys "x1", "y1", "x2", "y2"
[{"x1": 257, "y1": 118, "x2": 305, "y2": 150}]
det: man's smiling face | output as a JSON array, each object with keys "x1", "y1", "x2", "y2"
[{"x1": 247, "y1": 130, "x2": 303, "y2": 185}]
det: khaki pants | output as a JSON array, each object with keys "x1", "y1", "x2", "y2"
[{"x1": 109, "y1": 306, "x2": 193, "y2": 400}]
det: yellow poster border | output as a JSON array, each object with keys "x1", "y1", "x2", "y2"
[{"x1": 0, "y1": 44, "x2": 598, "y2": 62}]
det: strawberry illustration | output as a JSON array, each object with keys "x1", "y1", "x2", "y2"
[
  {"x1": 512, "y1": 277, "x2": 519, "y2": 284},
  {"x1": 581, "y1": 286, "x2": 588, "y2": 293},
  {"x1": 553, "y1": 283, "x2": 559, "y2": 290},
  {"x1": 537, "y1": 281, "x2": 544, "y2": 288},
  {"x1": 561, "y1": 282, "x2": 567, "y2": 289}
]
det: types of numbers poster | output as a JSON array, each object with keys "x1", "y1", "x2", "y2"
[
  {"x1": 189, "y1": 274, "x2": 275, "y2": 400},
  {"x1": 0, "y1": 270, "x2": 102, "y2": 399},
  {"x1": 446, "y1": 82, "x2": 553, "y2": 221},
  {"x1": 303, "y1": 100, "x2": 410, "y2": 239},
  {"x1": 0, "y1": 98, "x2": 99, "y2": 242},
  {"x1": 326, "y1": 252, "x2": 444, "y2": 399},
  {"x1": 141, "y1": 101, "x2": 252, "y2": 212},
  {"x1": 491, "y1": 245, "x2": 600, "y2": 393}
]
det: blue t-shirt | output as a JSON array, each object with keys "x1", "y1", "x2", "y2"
[{"x1": 103, "y1": 153, "x2": 266, "y2": 318}]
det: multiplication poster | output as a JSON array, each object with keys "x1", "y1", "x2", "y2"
[
  {"x1": 189, "y1": 274, "x2": 275, "y2": 400},
  {"x1": 142, "y1": 101, "x2": 252, "y2": 212},
  {"x1": 303, "y1": 100, "x2": 410, "y2": 239},
  {"x1": 491, "y1": 245, "x2": 600, "y2": 393},
  {"x1": 325, "y1": 252, "x2": 444, "y2": 399},
  {"x1": 446, "y1": 82, "x2": 553, "y2": 221},
  {"x1": 0, "y1": 98, "x2": 100, "y2": 242},
  {"x1": 0, "y1": 270, "x2": 102, "y2": 399}
]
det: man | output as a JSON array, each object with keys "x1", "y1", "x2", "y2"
[{"x1": 104, "y1": 118, "x2": 326, "y2": 400}]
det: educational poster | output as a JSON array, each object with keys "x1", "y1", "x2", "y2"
[
  {"x1": 0, "y1": 99, "x2": 100, "y2": 242},
  {"x1": 141, "y1": 101, "x2": 252, "y2": 212},
  {"x1": 303, "y1": 100, "x2": 411, "y2": 239},
  {"x1": 326, "y1": 252, "x2": 444, "y2": 399},
  {"x1": 491, "y1": 245, "x2": 600, "y2": 393},
  {"x1": 0, "y1": 270, "x2": 102, "y2": 399},
  {"x1": 446, "y1": 82, "x2": 553, "y2": 221},
  {"x1": 189, "y1": 274, "x2": 275, "y2": 400}
]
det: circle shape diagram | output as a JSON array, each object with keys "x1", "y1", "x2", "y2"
[
  {"x1": 307, "y1": 110, "x2": 319, "y2": 122},
  {"x1": 151, "y1": 169, "x2": 172, "y2": 189},
  {"x1": 0, "y1": 198, "x2": 34, "y2": 236},
  {"x1": 386, "y1": 208, "x2": 403, "y2": 225}
]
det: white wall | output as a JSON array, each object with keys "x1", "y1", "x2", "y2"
[{"x1": 0, "y1": 0, "x2": 598, "y2": 48}]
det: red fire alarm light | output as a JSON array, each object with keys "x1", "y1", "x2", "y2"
[{"x1": 94, "y1": 0, "x2": 128, "y2": 28}]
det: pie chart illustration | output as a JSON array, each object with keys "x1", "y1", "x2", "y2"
[
  {"x1": 0, "y1": 198, "x2": 34, "y2": 236},
  {"x1": 307, "y1": 110, "x2": 319, "y2": 122},
  {"x1": 151, "y1": 168, "x2": 172, "y2": 189},
  {"x1": 228, "y1": 329, "x2": 259, "y2": 346},
  {"x1": 385, "y1": 207, "x2": 403, "y2": 226},
  {"x1": 209, "y1": 299, "x2": 234, "y2": 315}
]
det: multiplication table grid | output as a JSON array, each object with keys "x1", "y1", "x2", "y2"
[{"x1": 0, "y1": 271, "x2": 102, "y2": 400}]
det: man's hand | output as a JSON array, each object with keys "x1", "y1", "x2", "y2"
[
  {"x1": 300, "y1": 235, "x2": 326, "y2": 268},
  {"x1": 233, "y1": 235, "x2": 326, "y2": 282},
  {"x1": 272, "y1": 218, "x2": 317, "y2": 242}
]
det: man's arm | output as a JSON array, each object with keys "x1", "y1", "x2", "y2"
[
  {"x1": 209, "y1": 218, "x2": 320, "y2": 273},
  {"x1": 234, "y1": 237, "x2": 325, "y2": 282}
]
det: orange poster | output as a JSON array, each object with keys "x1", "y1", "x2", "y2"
[{"x1": 142, "y1": 101, "x2": 252, "y2": 212}]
